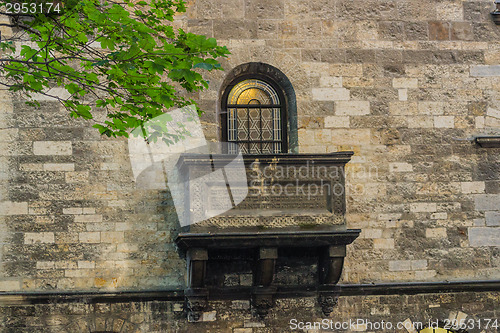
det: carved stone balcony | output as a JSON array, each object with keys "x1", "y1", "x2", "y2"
[{"x1": 174, "y1": 152, "x2": 360, "y2": 320}]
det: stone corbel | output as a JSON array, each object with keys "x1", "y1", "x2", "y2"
[
  {"x1": 319, "y1": 245, "x2": 346, "y2": 285},
  {"x1": 318, "y1": 245, "x2": 345, "y2": 316},
  {"x1": 318, "y1": 289, "x2": 340, "y2": 317},
  {"x1": 185, "y1": 248, "x2": 208, "y2": 321},
  {"x1": 252, "y1": 247, "x2": 277, "y2": 318}
]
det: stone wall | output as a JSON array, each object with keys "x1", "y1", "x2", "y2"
[
  {"x1": 0, "y1": 94, "x2": 187, "y2": 291},
  {"x1": 0, "y1": 0, "x2": 500, "y2": 333},
  {"x1": 182, "y1": 0, "x2": 500, "y2": 285},
  {"x1": 1, "y1": 291, "x2": 499, "y2": 332},
  {"x1": 0, "y1": 0, "x2": 499, "y2": 330}
]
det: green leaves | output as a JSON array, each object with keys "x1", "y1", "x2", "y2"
[
  {"x1": 76, "y1": 105, "x2": 93, "y2": 119},
  {"x1": 0, "y1": 0, "x2": 229, "y2": 140}
]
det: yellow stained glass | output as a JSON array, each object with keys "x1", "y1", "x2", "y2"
[{"x1": 228, "y1": 79, "x2": 279, "y2": 105}]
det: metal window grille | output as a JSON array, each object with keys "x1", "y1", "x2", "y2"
[{"x1": 224, "y1": 79, "x2": 286, "y2": 154}]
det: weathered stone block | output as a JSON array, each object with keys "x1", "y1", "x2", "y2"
[
  {"x1": 33, "y1": 141, "x2": 72, "y2": 155},
  {"x1": 418, "y1": 102, "x2": 445, "y2": 116},
  {"x1": 245, "y1": 0, "x2": 284, "y2": 19},
  {"x1": 404, "y1": 21, "x2": 428, "y2": 40},
  {"x1": 63, "y1": 207, "x2": 83, "y2": 215},
  {"x1": 329, "y1": 64, "x2": 363, "y2": 76},
  {"x1": 0, "y1": 280, "x2": 21, "y2": 291},
  {"x1": 213, "y1": 20, "x2": 257, "y2": 39},
  {"x1": 312, "y1": 88, "x2": 350, "y2": 101},
  {"x1": 474, "y1": 194, "x2": 500, "y2": 211},
  {"x1": 373, "y1": 239, "x2": 395, "y2": 249},
  {"x1": 319, "y1": 76, "x2": 342, "y2": 88},
  {"x1": 346, "y1": 49, "x2": 376, "y2": 63},
  {"x1": 55, "y1": 232, "x2": 79, "y2": 244},
  {"x1": 66, "y1": 171, "x2": 89, "y2": 183},
  {"x1": 463, "y1": 1, "x2": 493, "y2": 21},
  {"x1": 398, "y1": 89, "x2": 408, "y2": 101},
  {"x1": 469, "y1": 227, "x2": 500, "y2": 247},
  {"x1": 389, "y1": 260, "x2": 411, "y2": 271},
  {"x1": 470, "y1": 65, "x2": 500, "y2": 77},
  {"x1": 320, "y1": 49, "x2": 346, "y2": 63},
  {"x1": 485, "y1": 211, "x2": 500, "y2": 226},
  {"x1": 298, "y1": 129, "x2": 316, "y2": 145},
  {"x1": 234, "y1": 328, "x2": 252, "y2": 333},
  {"x1": 411, "y1": 260, "x2": 428, "y2": 270},
  {"x1": 82, "y1": 208, "x2": 95, "y2": 214},
  {"x1": 65, "y1": 270, "x2": 92, "y2": 278},
  {"x1": 342, "y1": 77, "x2": 374, "y2": 88},
  {"x1": 410, "y1": 203, "x2": 437, "y2": 213},
  {"x1": 375, "y1": 50, "x2": 403, "y2": 65},
  {"x1": 415, "y1": 270, "x2": 436, "y2": 279},
  {"x1": 24, "y1": 232, "x2": 55, "y2": 244},
  {"x1": 0, "y1": 201, "x2": 28, "y2": 215},
  {"x1": 36, "y1": 261, "x2": 55, "y2": 269},
  {"x1": 389, "y1": 102, "x2": 418, "y2": 116},
  {"x1": 393, "y1": 78, "x2": 418, "y2": 89},
  {"x1": 485, "y1": 116, "x2": 500, "y2": 128},
  {"x1": 187, "y1": 19, "x2": 213, "y2": 37},
  {"x1": 79, "y1": 232, "x2": 101, "y2": 243},
  {"x1": 202, "y1": 310, "x2": 217, "y2": 322},
  {"x1": 486, "y1": 107, "x2": 500, "y2": 119},
  {"x1": 436, "y1": 2, "x2": 463, "y2": 21},
  {"x1": 475, "y1": 116, "x2": 485, "y2": 129},
  {"x1": 101, "y1": 232, "x2": 125, "y2": 243},
  {"x1": 192, "y1": 0, "x2": 222, "y2": 19},
  {"x1": 451, "y1": 22, "x2": 474, "y2": 41},
  {"x1": 425, "y1": 228, "x2": 447, "y2": 238},
  {"x1": 389, "y1": 162, "x2": 413, "y2": 173},
  {"x1": 31, "y1": 88, "x2": 70, "y2": 101},
  {"x1": 330, "y1": 129, "x2": 371, "y2": 145},
  {"x1": 231, "y1": 300, "x2": 250, "y2": 310},
  {"x1": 378, "y1": 21, "x2": 404, "y2": 41},
  {"x1": 461, "y1": 182, "x2": 485, "y2": 194},
  {"x1": 77, "y1": 261, "x2": 96, "y2": 269},
  {"x1": 314, "y1": 129, "x2": 332, "y2": 143},
  {"x1": 43, "y1": 163, "x2": 75, "y2": 172},
  {"x1": 431, "y1": 212, "x2": 447, "y2": 220},
  {"x1": 434, "y1": 116, "x2": 455, "y2": 128},
  {"x1": 0, "y1": 128, "x2": 18, "y2": 142},
  {"x1": 324, "y1": 116, "x2": 349, "y2": 128},
  {"x1": 362, "y1": 228, "x2": 382, "y2": 239},
  {"x1": 335, "y1": 101, "x2": 370, "y2": 116},
  {"x1": 428, "y1": 21, "x2": 449, "y2": 41}
]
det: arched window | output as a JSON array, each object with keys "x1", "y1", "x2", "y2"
[{"x1": 220, "y1": 63, "x2": 297, "y2": 154}]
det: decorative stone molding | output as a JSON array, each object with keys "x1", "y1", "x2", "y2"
[{"x1": 318, "y1": 291, "x2": 340, "y2": 316}]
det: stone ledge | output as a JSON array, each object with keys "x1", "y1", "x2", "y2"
[
  {"x1": 2, "y1": 280, "x2": 500, "y2": 305},
  {"x1": 175, "y1": 229, "x2": 361, "y2": 250}
]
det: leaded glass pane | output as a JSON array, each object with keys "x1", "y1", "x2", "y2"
[{"x1": 226, "y1": 79, "x2": 284, "y2": 154}]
